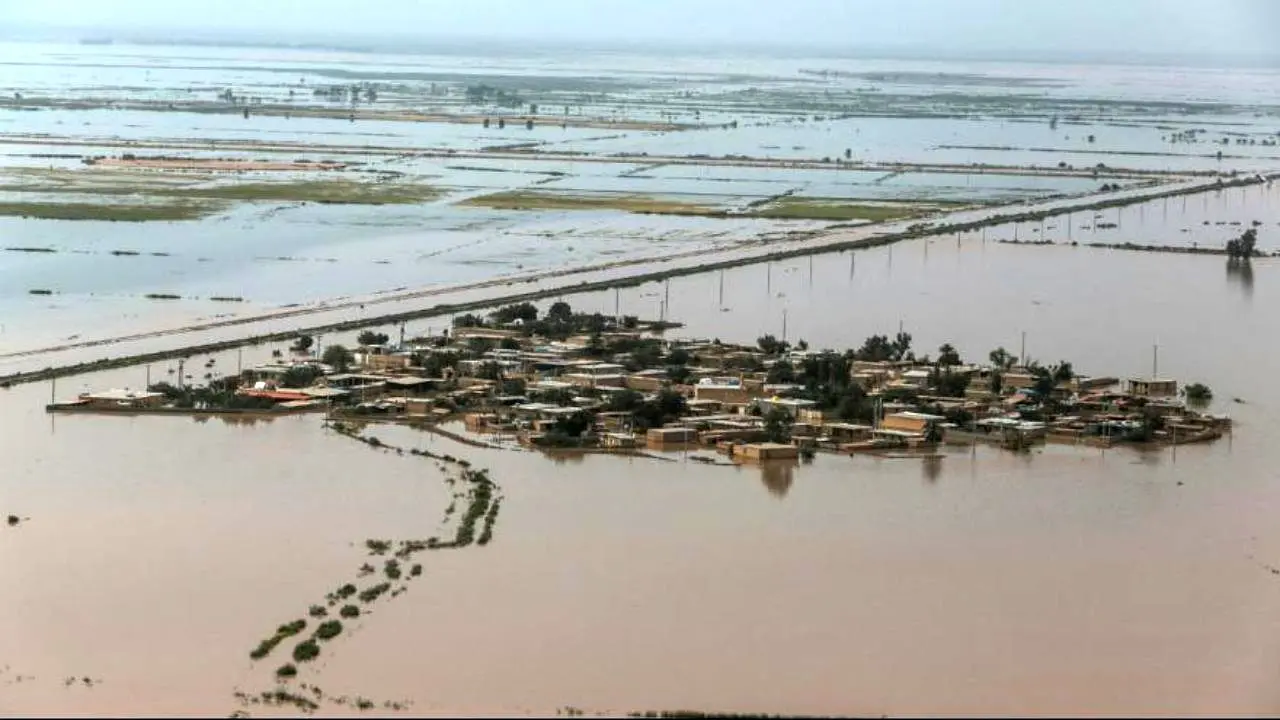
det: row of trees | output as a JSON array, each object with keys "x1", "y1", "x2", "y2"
[{"x1": 455, "y1": 301, "x2": 640, "y2": 341}]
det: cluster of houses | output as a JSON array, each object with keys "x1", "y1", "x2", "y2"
[{"x1": 51, "y1": 322, "x2": 1229, "y2": 458}]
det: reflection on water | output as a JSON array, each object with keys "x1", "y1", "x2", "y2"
[
  {"x1": 1227, "y1": 256, "x2": 1255, "y2": 297},
  {"x1": 756, "y1": 460, "x2": 796, "y2": 498},
  {"x1": 922, "y1": 455, "x2": 943, "y2": 484}
]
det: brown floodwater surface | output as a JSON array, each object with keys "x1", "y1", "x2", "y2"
[{"x1": 5, "y1": 186, "x2": 1280, "y2": 716}]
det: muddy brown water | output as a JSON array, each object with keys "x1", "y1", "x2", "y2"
[{"x1": 5, "y1": 187, "x2": 1280, "y2": 716}]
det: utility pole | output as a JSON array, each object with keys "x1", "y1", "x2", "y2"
[
  {"x1": 718, "y1": 270, "x2": 724, "y2": 307},
  {"x1": 177, "y1": 358, "x2": 185, "y2": 390},
  {"x1": 782, "y1": 309, "x2": 788, "y2": 343},
  {"x1": 237, "y1": 347, "x2": 243, "y2": 376},
  {"x1": 145, "y1": 365, "x2": 151, "y2": 390},
  {"x1": 1020, "y1": 331, "x2": 1027, "y2": 367},
  {"x1": 50, "y1": 376, "x2": 56, "y2": 405},
  {"x1": 1152, "y1": 343, "x2": 1159, "y2": 378},
  {"x1": 614, "y1": 287, "x2": 620, "y2": 321}
]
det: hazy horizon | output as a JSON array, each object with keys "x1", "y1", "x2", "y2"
[{"x1": 4, "y1": 0, "x2": 1280, "y2": 66}]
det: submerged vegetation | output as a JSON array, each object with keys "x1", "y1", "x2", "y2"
[
  {"x1": 242, "y1": 423, "x2": 503, "y2": 711},
  {"x1": 0, "y1": 173, "x2": 439, "y2": 221},
  {"x1": 461, "y1": 190, "x2": 719, "y2": 216},
  {"x1": 0, "y1": 200, "x2": 219, "y2": 222},
  {"x1": 751, "y1": 197, "x2": 933, "y2": 222}
]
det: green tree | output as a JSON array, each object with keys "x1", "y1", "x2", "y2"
[
  {"x1": 291, "y1": 335, "x2": 314, "y2": 353},
  {"x1": 280, "y1": 365, "x2": 322, "y2": 388},
  {"x1": 322, "y1": 344, "x2": 354, "y2": 372},
  {"x1": 667, "y1": 347, "x2": 691, "y2": 366},
  {"x1": 1227, "y1": 227, "x2": 1258, "y2": 259},
  {"x1": 476, "y1": 361, "x2": 503, "y2": 381},
  {"x1": 606, "y1": 389, "x2": 645, "y2": 412},
  {"x1": 936, "y1": 343, "x2": 961, "y2": 366},
  {"x1": 499, "y1": 337, "x2": 521, "y2": 350},
  {"x1": 767, "y1": 361, "x2": 797, "y2": 384},
  {"x1": 989, "y1": 347, "x2": 1017, "y2": 370},
  {"x1": 490, "y1": 302, "x2": 538, "y2": 324},
  {"x1": 357, "y1": 331, "x2": 389, "y2": 346},
  {"x1": 467, "y1": 337, "x2": 496, "y2": 355},
  {"x1": 757, "y1": 334, "x2": 788, "y2": 356},
  {"x1": 547, "y1": 301, "x2": 573, "y2": 322},
  {"x1": 1184, "y1": 383, "x2": 1213, "y2": 403},
  {"x1": 1052, "y1": 361, "x2": 1074, "y2": 385},
  {"x1": 762, "y1": 407, "x2": 793, "y2": 443},
  {"x1": 667, "y1": 365, "x2": 692, "y2": 384}
]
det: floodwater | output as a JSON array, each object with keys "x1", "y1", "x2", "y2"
[{"x1": 5, "y1": 184, "x2": 1280, "y2": 716}]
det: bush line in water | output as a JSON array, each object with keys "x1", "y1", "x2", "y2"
[
  {"x1": 249, "y1": 619, "x2": 307, "y2": 661},
  {"x1": 315, "y1": 620, "x2": 343, "y2": 641},
  {"x1": 292, "y1": 639, "x2": 320, "y2": 663}
]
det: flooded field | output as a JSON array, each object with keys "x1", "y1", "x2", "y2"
[
  {"x1": 7, "y1": 35, "x2": 1280, "y2": 717},
  {"x1": 5, "y1": 41, "x2": 1280, "y2": 355}
]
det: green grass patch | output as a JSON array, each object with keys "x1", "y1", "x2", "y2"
[
  {"x1": 460, "y1": 190, "x2": 718, "y2": 216},
  {"x1": 0, "y1": 200, "x2": 219, "y2": 221},
  {"x1": 188, "y1": 180, "x2": 439, "y2": 204},
  {"x1": 749, "y1": 197, "x2": 928, "y2": 222}
]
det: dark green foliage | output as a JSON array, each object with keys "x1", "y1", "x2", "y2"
[
  {"x1": 762, "y1": 407, "x2": 793, "y2": 443},
  {"x1": 936, "y1": 343, "x2": 962, "y2": 366},
  {"x1": 1227, "y1": 227, "x2": 1257, "y2": 259},
  {"x1": 452, "y1": 313, "x2": 485, "y2": 328},
  {"x1": 357, "y1": 583, "x2": 392, "y2": 603},
  {"x1": 321, "y1": 344, "x2": 354, "y2": 372},
  {"x1": 989, "y1": 347, "x2": 1017, "y2": 370},
  {"x1": 632, "y1": 388, "x2": 687, "y2": 430},
  {"x1": 1184, "y1": 383, "x2": 1213, "y2": 403},
  {"x1": 854, "y1": 331, "x2": 912, "y2": 361},
  {"x1": 490, "y1": 302, "x2": 538, "y2": 324},
  {"x1": 249, "y1": 619, "x2": 307, "y2": 661},
  {"x1": 148, "y1": 379, "x2": 276, "y2": 410},
  {"x1": 605, "y1": 389, "x2": 645, "y2": 413},
  {"x1": 757, "y1": 334, "x2": 788, "y2": 356},
  {"x1": 339, "y1": 604, "x2": 360, "y2": 618},
  {"x1": 280, "y1": 364, "x2": 322, "y2": 388},
  {"x1": 357, "y1": 331, "x2": 389, "y2": 346},
  {"x1": 928, "y1": 368, "x2": 971, "y2": 398},
  {"x1": 292, "y1": 639, "x2": 320, "y2": 663},
  {"x1": 315, "y1": 620, "x2": 343, "y2": 641},
  {"x1": 276, "y1": 663, "x2": 297, "y2": 679}
]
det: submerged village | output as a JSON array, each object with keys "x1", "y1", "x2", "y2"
[{"x1": 49, "y1": 300, "x2": 1231, "y2": 460}]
